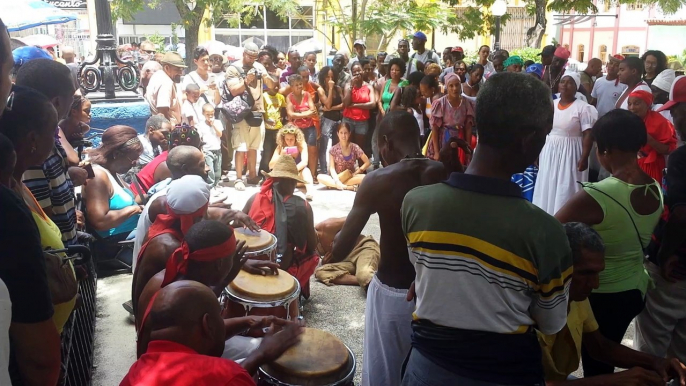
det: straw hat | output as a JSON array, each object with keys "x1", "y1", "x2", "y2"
[{"x1": 261, "y1": 155, "x2": 305, "y2": 183}]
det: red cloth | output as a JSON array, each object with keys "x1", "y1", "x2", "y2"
[
  {"x1": 131, "y1": 151, "x2": 168, "y2": 194},
  {"x1": 630, "y1": 90, "x2": 654, "y2": 106},
  {"x1": 343, "y1": 84, "x2": 371, "y2": 121},
  {"x1": 248, "y1": 179, "x2": 277, "y2": 234},
  {"x1": 287, "y1": 254, "x2": 319, "y2": 299},
  {"x1": 136, "y1": 202, "x2": 208, "y2": 266},
  {"x1": 638, "y1": 110, "x2": 677, "y2": 185},
  {"x1": 288, "y1": 92, "x2": 314, "y2": 129},
  {"x1": 162, "y1": 233, "x2": 237, "y2": 286},
  {"x1": 120, "y1": 340, "x2": 255, "y2": 386}
]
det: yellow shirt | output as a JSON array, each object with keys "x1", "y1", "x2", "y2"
[
  {"x1": 263, "y1": 92, "x2": 285, "y2": 130},
  {"x1": 537, "y1": 299, "x2": 599, "y2": 381},
  {"x1": 23, "y1": 188, "x2": 76, "y2": 333}
]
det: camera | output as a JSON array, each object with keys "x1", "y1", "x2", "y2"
[{"x1": 248, "y1": 67, "x2": 263, "y2": 78}]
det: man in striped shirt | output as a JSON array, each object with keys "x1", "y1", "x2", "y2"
[{"x1": 401, "y1": 72, "x2": 573, "y2": 386}]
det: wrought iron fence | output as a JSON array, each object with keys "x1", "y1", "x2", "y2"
[{"x1": 59, "y1": 259, "x2": 97, "y2": 386}]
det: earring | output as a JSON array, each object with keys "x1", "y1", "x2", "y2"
[{"x1": 31, "y1": 146, "x2": 36, "y2": 153}]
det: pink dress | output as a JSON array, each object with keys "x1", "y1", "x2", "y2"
[{"x1": 426, "y1": 96, "x2": 475, "y2": 163}]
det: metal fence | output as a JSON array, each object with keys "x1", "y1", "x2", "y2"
[
  {"x1": 499, "y1": 7, "x2": 536, "y2": 51},
  {"x1": 59, "y1": 260, "x2": 98, "y2": 386}
]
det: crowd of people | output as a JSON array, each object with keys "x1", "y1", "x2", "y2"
[{"x1": 4, "y1": 13, "x2": 686, "y2": 386}]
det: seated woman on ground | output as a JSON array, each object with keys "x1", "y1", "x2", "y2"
[
  {"x1": 83, "y1": 125, "x2": 144, "y2": 267},
  {"x1": 270, "y1": 123, "x2": 314, "y2": 201},
  {"x1": 317, "y1": 122, "x2": 371, "y2": 191},
  {"x1": 60, "y1": 94, "x2": 92, "y2": 151}
]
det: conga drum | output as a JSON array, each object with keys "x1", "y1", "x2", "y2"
[
  {"x1": 221, "y1": 269, "x2": 300, "y2": 329},
  {"x1": 258, "y1": 328, "x2": 356, "y2": 386},
  {"x1": 234, "y1": 228, "x2": 278, "y2": 261}
]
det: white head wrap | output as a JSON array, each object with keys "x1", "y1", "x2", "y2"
[
  {"x1": 166, "y1": 175, "x2": 211, "y2": 215},
  {"x1": 562, "y1": 71, "x2": 581, "y2": 91},
  {"x1": 652, "y1": 69, "x2": 676, "y2": 93}
]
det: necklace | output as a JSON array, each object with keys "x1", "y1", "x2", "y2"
[
  {"x1": 401, "y1": 153, "x2": 426, "y2": 161},
  {"x1": 548, "y1": 69, "x2": 563, "y2": 91}
]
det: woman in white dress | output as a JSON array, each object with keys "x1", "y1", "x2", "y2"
[{"x1": 533, "y1": 72, "x2": 598, "y2": 215}]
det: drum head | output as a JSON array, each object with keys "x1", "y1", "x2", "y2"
[
  {"x1": 235, "y1": 228, "x2": 274, "y2": 252},
  {"x1": 263, "y1": 328, "x2": 350, "y2": 385},
  {"x1": 229, "y1": 269, "x2": 297, "y2": 301}
]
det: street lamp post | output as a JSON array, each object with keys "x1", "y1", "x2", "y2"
[
  {"x1": 492, "y1": 0, "x2": 507, "y2": 51},
  {"x1": 78, "y1": 0, "x2": 140, "y2": 100}
]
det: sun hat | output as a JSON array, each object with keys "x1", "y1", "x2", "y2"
[
  {"x1": 608, "y1": 54, "x2": 625, "y2": 63},
  {"x1": 657, "y1": 75, "x2": 686, "y2": 112},
  {"x1": 261, "y1": 155, "x2": 305, "y2": 183},
  {"x1": 159, "y1": 52, "x2": 187, "y2": 68}
]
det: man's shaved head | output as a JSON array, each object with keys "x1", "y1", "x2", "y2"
[
  {"x1": 61, "y1": 46, "x2": 75, "y2": 63},
  {"x1": 167, "y1": 145, "x2": 206, "y2": 179},
  {"x1": 146, "y1": 280, "x2": 225, "y2": 356},
  {"x1": 377, "y1": 111, "x2": 421, "y2": 166}
]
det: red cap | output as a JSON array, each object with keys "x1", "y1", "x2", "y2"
[
  {"x1": 657, "y1": 75, "x2": 686, "y2": 112},
  {"x1": 554, "y1": 46, "x2": 571, "y2": 60},
  {"x1": 452, "y1": 46, "x2": 464, "y2": 53}
]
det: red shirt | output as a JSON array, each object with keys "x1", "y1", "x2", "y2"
[
  {"x1": 343, "y1": 84, "x2": 371, "y2": 121},
  {"x1": 131, "y1": 151, "x2": 168, "y2": 195},
  {"x1": 120, "y1": 340, "x2": 256, "y2": 386}
]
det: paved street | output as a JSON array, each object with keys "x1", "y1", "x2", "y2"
[
  {"x1": 92, "y1": 181, "x2": 376, "y2": 385},
  {"x1": 91, "y1": 176, "x2": 637, "y2": 384}
]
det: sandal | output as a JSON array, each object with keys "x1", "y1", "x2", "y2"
[{"x1": 234, "y1": 179, "x2": 246, "y2": 191}]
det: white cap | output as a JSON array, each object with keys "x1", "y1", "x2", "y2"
[{"x1": 166, "y1": 175, "x2": 211, "y2": 215}]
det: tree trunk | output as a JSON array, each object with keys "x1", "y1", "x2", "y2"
[
  {"x1": 526, "y1": 0, "x2": 547, "y2": 48},
  {"x1": 174, "y1": 1, "x2": 202, "y2": 69}
]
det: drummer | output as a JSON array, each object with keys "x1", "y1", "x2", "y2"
[
  {"x1": 242, "y1": 155, "x2": 319, "y2": 299},
  {"x1": 136, "y1": 220, "x2": 282, "y2": 360},
  {"x1": 121, "y1": 280, "x2": 303, "y2": 385}
]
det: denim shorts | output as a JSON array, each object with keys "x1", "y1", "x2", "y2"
[
  {"x1": 342, "y1": 117, "x2": 369, "y2": 135},
  {"x1": 300, "y1": 126, "x2": 317, "y2": 146}
]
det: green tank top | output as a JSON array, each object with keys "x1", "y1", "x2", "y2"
[
  {"x1": 582, "y1": 177, "x2": 663, "y2": 295},
  {"x1": 382, "y1": 79, "x2": 394, "y2": 111}
]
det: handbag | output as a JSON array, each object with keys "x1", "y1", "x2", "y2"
[
  {"x1": 583, "y1": 184, "x2": 649, "y2": 256},
  {"x1": 245, "y1": 111, "x2": 264, "y2": 127},
  {"x1": 44, "y1": 250, "x2": 78, "y2": 305},
  {"x1": 220, "y1": 64, "x2": 259, "y2": 124}
]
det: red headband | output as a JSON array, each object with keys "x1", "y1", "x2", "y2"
[
  {"x1": 161, "y1": 232, "x2": 237, "y2": 287},
  {"x1": 629, "y1": 90, "x2": 654, "y2": 107},
  {"x1": 148, "y1": 202, "x2": 208, "y2": 239}
]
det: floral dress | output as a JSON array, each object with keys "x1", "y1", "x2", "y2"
[{"x1": 425, "y1": 95, "x2": 475, "y2": 164}]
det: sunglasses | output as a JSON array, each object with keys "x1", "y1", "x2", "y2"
[
  {"x1": 141, "y1": 49, "x2": 156, "y2": 55},
  {"x1": 5, "y1": 91, "x2": 14, "y2": 112},
  {"x1": 282, "y1": 127, "x2": 297, "y2": 134}
]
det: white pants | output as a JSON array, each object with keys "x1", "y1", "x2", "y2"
[
  {"x1": 222, "y1": 335, "x2": 262, "y2": 362},
  {"x1": 634, "y1": 262, "x2": 686, "y2": 363},
  {"x1": 362, "y1": 275, "x2": 415, "y2": 386}
]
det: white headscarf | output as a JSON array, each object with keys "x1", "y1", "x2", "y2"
[
  {"x1": 652, "y1": 69, "x2": 676, "y2": 93},
  {"x1": 562, "y1": 71, "x2": 581, "y2": 91},
  {"x1": 166, "y1": 175, "x2": 211, "y2": 215}
]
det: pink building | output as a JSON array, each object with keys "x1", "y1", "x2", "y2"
[{"x1": 556, "y1": 2, "x2": 686, "y2": 64}]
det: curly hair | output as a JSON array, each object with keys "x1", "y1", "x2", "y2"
[
  {"x1": 425, "y1": 63, "x2": 442, "y2": 77},
  {"x1": 641, "y1": 50, "x2": 668, "y2": 77},
  {"x1": 276, "y1": 123, "x2": 306, "y2": 150},
  {"x1": 86, "y1": 125, "x2": 143, "y2": 165},
  {"x1": 388, "y1": 58, "x2": 406, "y2": 78}
]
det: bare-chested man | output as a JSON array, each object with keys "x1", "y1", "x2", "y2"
[{"x1": 331, "y1": 110, "x2": 464, "y2": 386}]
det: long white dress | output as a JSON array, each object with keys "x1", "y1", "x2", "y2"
[{"x1": 533, "y1": 99, "x2": 598, "y2": 215}]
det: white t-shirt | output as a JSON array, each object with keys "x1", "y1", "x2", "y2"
[
  {"x1": 182, "y1": 99, "x2": 204, "y2": 127},
  {"x1": 182, "y1": 71, "x2": 220, "y2": 107},
  {"x1": 591, "y1": 76, "x2": 628, "y2": 117},
  {"x1": 0, "y1": 279, "x2": 11, "y2": 386},
  {"x1": 617, "y1": 81, "x2": 651, "y2": 110},
  {"x1": 411, "y1": 107, "x2": 425, "y2": 136},
  {"x1": 412, "y1": 50, "x2": 440, "y2": 65},
  {"x1": 145, "y1": 71, "x2": 181, "y2": 123},
  {"x1": 197, "y1": 119, "x2": 223, "y2": 151}
]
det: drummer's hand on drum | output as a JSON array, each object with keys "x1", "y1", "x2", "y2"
[
  {"x1": 245, "y1": 315, "x2": 288, "y2": 337},
  {"x1": 257, "y1": 321, "x2": 304, "y2": 362},
  {"x1": 233, "y1": 211, "x2": 261, "y2": 232},
  {"x1": 242, "y1": 259, "x2": 280, "y2": 276},
  {"x1": 224, "y1": 240, "x2": 249, "y2": 284}
]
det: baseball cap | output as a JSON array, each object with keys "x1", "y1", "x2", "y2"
[
  {"x1": 538, "y1": 45, "x2": 556, "y2": 57},
  {"x1": 413, "y1": 32, "x2": 427, "y2": 41},
  {"x1": 12, "y1": 46, "x2": 52, "y2": 66},
  {"x1": 159, "y1": 52, "x2": 188, "y2": 68},
  {"x1": 526, "y1": 63, "x2": 544, "y2": 79},
  {"x1": 554, "y1": 46, "x2": 571, "y2": 60},
  {"x1": 353, "y1": 39, "x2": 366, "y2": 48},
  {"x1": 657, "y1": 75, "x2": 686, "y2": 112},
  {"x1": 244, "y1": 42, "x2": 259, "y2": 55},
  {"x1": 452, "y1": 46, "x2": 464, "y2": 53},
  {"x1": 608, "y1": 53, "x2": 625, "y2": 63},
  {"x1": 383, "y1": 54, "x2": 396, "y2": 65}
]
